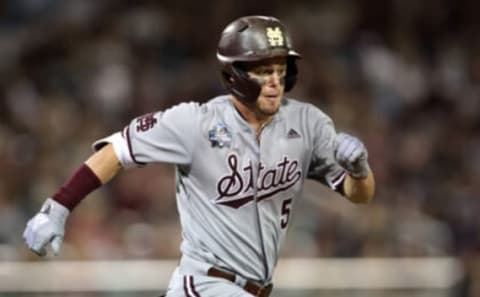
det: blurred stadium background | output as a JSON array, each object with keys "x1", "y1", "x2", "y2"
[{"x1": 1, "y1": 0, "x2": 479, "y2": 296}]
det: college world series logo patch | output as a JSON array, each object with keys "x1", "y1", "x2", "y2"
[{"x1": 208, "y1": 123, "x2": 232, "y2": 148}]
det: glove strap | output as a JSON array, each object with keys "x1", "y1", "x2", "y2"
[
  {"x1": 41, "y1": 198, "x2": 70, "y2": 224},
  {"x1": 349, "y1": 162, "x2": 371, "y2": 179}
]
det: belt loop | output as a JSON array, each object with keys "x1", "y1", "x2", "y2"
[{"x1": 233, "y1": 274, "x2": 247, "y2": 288}]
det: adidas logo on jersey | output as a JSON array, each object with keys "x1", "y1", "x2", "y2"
[{"x1": 287, "y1": 128, "x2": 301, "y2": 139}]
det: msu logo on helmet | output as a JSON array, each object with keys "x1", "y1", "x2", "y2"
[{"x1": 266, "y1": 27, "x2": 284, "y2": 47}]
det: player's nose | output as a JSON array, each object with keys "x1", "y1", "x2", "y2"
[{"x1": 265, "y1": 71, "x2": 284, "y2": 87}]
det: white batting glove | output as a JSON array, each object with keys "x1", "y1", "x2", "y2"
[
  {"x1": 335, "y1": 133, "x2": 370, "y2": 179},
  {"x1": 23, "y1": 198, "x2": 69, "y2": 256}
]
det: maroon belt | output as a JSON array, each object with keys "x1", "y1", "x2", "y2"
[{"x1": 207, "y1": 267, "x2": 273, "y2": 297}]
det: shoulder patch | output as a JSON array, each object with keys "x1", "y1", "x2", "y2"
[{"x1": 136, "y1": 112, "x2": 159, "y2": 132}]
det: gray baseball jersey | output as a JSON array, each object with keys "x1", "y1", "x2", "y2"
[{"x1": 94, "y1": 95, "x2": 345, "y2": 284}]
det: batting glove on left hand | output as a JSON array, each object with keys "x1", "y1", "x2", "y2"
[
  {"x1": 23, "y1": 198, "x2": 69, "y2": 256},
  {"x1": 335, "y1": 132, "x2": 370, "y2": 179}
]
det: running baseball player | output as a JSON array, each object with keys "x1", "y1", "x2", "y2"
[{"x1": 23, "y1": 16, "x2": 375, "y2": 297}]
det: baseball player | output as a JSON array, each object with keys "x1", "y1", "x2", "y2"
[{"x1": 23, "y1": 16, "x2": 375, "y2": 297}]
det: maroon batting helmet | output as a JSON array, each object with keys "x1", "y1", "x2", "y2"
[{"x1": 217, "y1": 16, "x2": 301, "y2": 102}]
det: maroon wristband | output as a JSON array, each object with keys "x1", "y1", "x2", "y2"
[{"x1": 52, "y1": 164, "x2": 102, "y2": 211}]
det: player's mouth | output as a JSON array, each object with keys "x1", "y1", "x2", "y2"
[{"x1": 264, "y1": 93, "x2": 280, "y2": 102}]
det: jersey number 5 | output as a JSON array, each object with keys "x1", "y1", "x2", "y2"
[{"x1": 280, "y1": 198, "x2": 293, "y2": 229}]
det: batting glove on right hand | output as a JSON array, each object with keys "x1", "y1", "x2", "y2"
[
  {"x1": 23, "y1": 198, "x2": 69, "y2": 256},
  {"x1": 334, "y1": 132, "x2": 370, "y2": 179}
]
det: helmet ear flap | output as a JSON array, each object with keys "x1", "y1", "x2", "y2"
[
  {"x1": 219, "y1": 62, "x2": 262, "y2": 103},
  {"x1": 284, "y1": 56, "x2": 298, "y2": 92}
]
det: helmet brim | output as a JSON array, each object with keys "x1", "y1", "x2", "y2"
[{"x1": 217, "y1": 49, "x2": 301, "y2": 64}]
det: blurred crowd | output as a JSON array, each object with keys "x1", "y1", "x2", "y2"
[{"x1": 1, "y1": 0, "x2": 479, "y2": 288}]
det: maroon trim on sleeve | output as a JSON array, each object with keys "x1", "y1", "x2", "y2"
[
  {"x1": 125, "y1": 126, "x2": 145, "y2": 165},
  {"x1": 52, "y1": 164, "x2": 102, "y2": 211},
  {"x1": 334, "y1": 173, "x2": 346, "y2": 196}
]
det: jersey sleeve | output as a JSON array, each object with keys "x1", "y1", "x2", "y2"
[
  {"x1": 92, "y1": 102, "x2": 199, "y2": 168},
  {"x1": 306, "y1": 105, "x2": 346, "y2": 192}
]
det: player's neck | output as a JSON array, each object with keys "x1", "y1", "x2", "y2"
[{"x1": 231, "y1": 97, "x2": 273, "y2": 134}]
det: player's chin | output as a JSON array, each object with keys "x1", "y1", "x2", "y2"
[{"x1": 258, "y1": 99, "x2": 281, "y2": 115}]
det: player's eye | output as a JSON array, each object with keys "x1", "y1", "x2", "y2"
[
  {"x1": 252, "y1": 66, "x2": 286, "y2": 77},
  {"x1": 276, "y1": 67, "x2": 287, "y2": 77},
  {"x1": 252, "y1": 67, "x2": 272, "y2": 76}
]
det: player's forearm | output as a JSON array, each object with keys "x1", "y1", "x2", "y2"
[
  {"x1": 343, "y1": 170, "x2": 375, "y2": 204},
  {"x1": 52, "y1": 144, "x2": 122, "y2": 211},
  {"x1": 85, "y1": 143, "x2": 123, "y2": 184}
]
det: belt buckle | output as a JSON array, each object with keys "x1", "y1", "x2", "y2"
[
  {"x1": 247, "y1": 284, "x2": 273, "y2": 297},
  {"x1": 208, "y1": 267, "x2": 273, "y2": 297},
  {"x1": 256, "y1": 286, "x2": 265, "y2": 297},
  {"x1": 255, "y1": 283, "x2": 273, "y2": 297}
]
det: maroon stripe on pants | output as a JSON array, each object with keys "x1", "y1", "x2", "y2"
[
  {"x1": 183, "y1": 276, "x2": 191, "y2": 297},
  {"x1": 188, "y1": 276, "x2": 201, "y2": 297}
]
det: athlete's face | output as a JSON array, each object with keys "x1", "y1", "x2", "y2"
[{"x1": 245, "y1": 56, "x2": 287, "y2": 116}]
